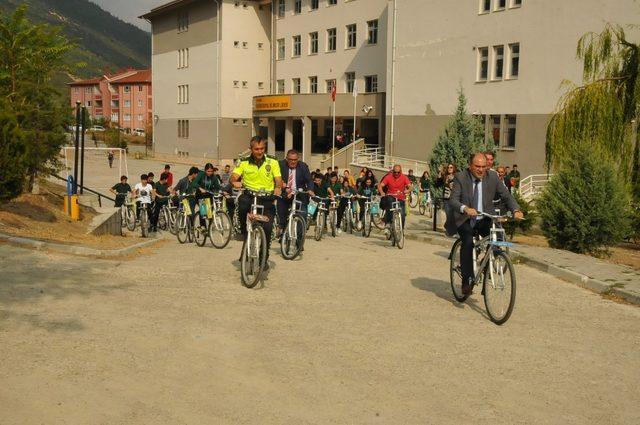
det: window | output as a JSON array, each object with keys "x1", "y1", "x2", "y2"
[
  {"x1": 178, "y1": 120, "x2": 190, "y2": 138},
  {"x1": 233, "y1": 80, "x2": 239, "y2": 88},
  {"x1": 277, "y1": 79, "x2": 285, "y2": 94},
  {"x1": 124, "y1": 100, "x2": 130, "y2": 107},
  {"x1": 74, "y1": 87, "x2": 79, "y2": 93},
  {"x1": 495, "y1": 0, "x2": 506, "y2": 10},
  {"x1": 293, "y1": 35, "x2": 301, "y2": 57},
  {"x1": 504, "y1": 115, "x2": 517, "y2": 148},
  {"x1": 511, "y1": 0, "x2": 522, "y2": 6},
  {"x1": 346, "y1": 24, "x2": 357, "y2": 49},
  {"x1": 294, "y1": 0, "x2": 301, "y2": 14},
  {"x1": 309, "y1": 76, "x2": 318, "y2": 94},
  {"x1": 87, "y1": 100, "x2": 92, "y2": 107},
  {"x1": 124, "y1": 85, "x2": 131, "y2": 93},
  {"x1": 326, "y1": 79, "x2": 336, "y2": 93},
  {"x1": 367, "y1": 20, "x2": 378, "y2": 45},
  {"x1": 178, "y1": 48, "x2": 189, "y2": 68},
  {"x1": 258, "y1": 42, "x2": 264, "y2": 49},
  {"x1": 138, "y1": 114, "x2": 143, "y2": 122},
  {"x1": 491, "y1": 115, "x2": 501, "y2": 146},
  {"x1": 178, "y1": 85, "x2": 189, "y2": 103},
  {"x1": 242, "y1": 41, "x2": 248, "y2": 49},
  {"x1": 309, "y1": 32, "x2": 318, "y2": 54},
  {"x1": 111, "y1": 113, "x2": 118, "y2": 121},
  {"x1": 292, "y1": 78, "x2": 301, "y2": 94},
  {"x1": 509, "y1": 43, "x2": 520, "y2": 78},
  {"x1": 138, "y1": 99, "x2": 143, "y2": 107},
  {"x1": 177, "y1": 10, "x2": 189, "y2": 32},
  {"x1": 365, "y1": 75, "x2": 378, "y2": 93},
  {"x1": 242, "y1": 81, "x2": 248, "y2": 89},
  {"x1": 493, "y1": 45, "x2": 504, "y2": 79},
  {"x1": 311, "y1": 0, "x2": 319, "y2": 10},
  {"x1": 329, "y1": 0, "x2": 337, "y2": 5},
  {"x1": 480, "y1": 0, "x2": 491, "y2": 13},
  {"x1": 327, "y1": 28, "x2": 337, "y2": 52},
  {"x1": 234, "y1": 40, "x2": 240, "y2": 48},
  {"x1": 234, "y1": 1, "x2": 240, "y2": 7},
  {"x1": 345, "y1": 72, "x2": 355, "y2": 93},
  {"x1": 258, "y1": 81, "x2": 264, "y2": 89},
  {"x1": 138, "y1": 85, "x2": 143, "y2": 91},
  {"x1": 277, "y1": 39, "x2": 285, "y2": 60},
  {"x1": 124, "y1": 114, "x2": 131, "y2": 122},
  {"x1": 242, "y1": 119, "x2": 248, "y2": 127},
  {"x1": 233, "y1": 119, "x2": 240, "y2": 126},
  {"x1": 478, "y1": 47, "x2": 489, "y2": 81},
  {"x1": 278, "y1": 0, "x2": 285, "y2": 18}
]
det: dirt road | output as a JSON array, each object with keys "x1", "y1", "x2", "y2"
[{"x1": 1, "y1": 231, "x2": 639, "y2": 424}]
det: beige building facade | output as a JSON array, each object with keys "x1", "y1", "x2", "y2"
[{"x1": 387, "y1": 0, "x2": 639, "y2": 177}]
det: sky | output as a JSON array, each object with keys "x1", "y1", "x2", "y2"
[{"x1": 89, "y1": 0, "x2": 167, "y2": 31}]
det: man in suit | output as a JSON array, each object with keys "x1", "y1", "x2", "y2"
[
  {"x1": 446, "y1": 153, "x2": 524, "y2": 295},
  {"x1": 278, "y1": 149, "x2": 315, "y2": 233}
]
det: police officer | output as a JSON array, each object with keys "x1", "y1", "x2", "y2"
[{"x1": 230, "y1": 136, "x2": 282, "y2": 266}]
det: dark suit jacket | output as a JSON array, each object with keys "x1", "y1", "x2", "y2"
[
  {"x1": 445, "y1": 169, "x2": 520, "y2": 236},
  {"x1": 279, "y1": 160, "x2": 314, "y2": 191}
]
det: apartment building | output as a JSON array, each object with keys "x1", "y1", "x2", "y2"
[
  {"x1": 387, "y1": 0, "x2": 639, "y2": 178},
  {"x1": 68, "y1": 69, "x2": 152, "y2": 133},
  {"x1": 142, "y1": 0, "x2": 270, "y2": 159}
]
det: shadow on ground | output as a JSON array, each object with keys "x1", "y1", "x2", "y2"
[{"x1": 410, "y1": 276, "x2": 489, "y2": 320}]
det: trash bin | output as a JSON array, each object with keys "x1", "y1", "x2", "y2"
[{"x1": 64, "y1": 194, "x2": 80, "y2": 220}]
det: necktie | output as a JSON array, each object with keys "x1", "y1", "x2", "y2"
[
  {"x1": 288, "y1": 169, "x2": 294, "y2": 191},
  {"x1": 471, "y1": 179, "x2": 480, "y2": 227}
]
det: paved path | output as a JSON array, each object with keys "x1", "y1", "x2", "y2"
[{"x1": 1, "y1": 228, "x2": 639, "y2": 424}]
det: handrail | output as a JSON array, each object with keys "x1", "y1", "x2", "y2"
[{"x1": 50, "y1": 173, "x2": 116, "y2": 208}]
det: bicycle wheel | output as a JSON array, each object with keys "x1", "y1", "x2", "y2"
[
  {"x1": 393, "y1": 213, "x2": 404, "y2": 249},
  {"x1": 347, "y1": 210, "x2": 354, "y2": 234},
  {"x1": 209, "y1": 211, "x2": 232, "y2": 249},
  {"x1": 409, "y1": 192, "x2": 418, "y2": 208},
  {"x1": 281, "y1": 214, "x2": 305, "y2": 260},
  {"x1": 140, "y1": 209, "x2": 149, "y2": 238},
  {"x1": 126, "y1": 207, "x2": 136, "y2": 231},
  {"x1": 483, "y1": 251, "x2": 516, "y2": 325},
  {"x1": 363, "y1": 211, "x2": 372, "y2": 237},
  {"x1": 426, "y1": 202, "x2": 433, "y2": 218},
  {"x1": 330, "y1": 210, "x2": 337, "y2": 237},
  {"x1": 449, "y1": 239, "x2": 468, "y2": 302},
  {"x1": 314, "y1": 211, "x2": 324, "y2": 241},
  {"x1": 177, "y1": 214, "x2": 189, "y2": 244},
  {"x1": 120, "y1": 207, "x2": 127, "y2": 228},
  {"x1": 157, "y1": 208, "x2": 166, "y2": 231},
  {"x1": 241, "y1": 225, "x2": 267, "y2": 288},
  {"x1": 194, "y1": 215, "x2": 208, "y2": 247},
  {"x1": 169, "y1": 210, "x2": 179, "y2": 235},
  {"x1": 419, "y1": 202, "x2": 426, "y2": 215}
]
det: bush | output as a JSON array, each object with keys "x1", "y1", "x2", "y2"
[
  {"x1": 537, "y1": 147, "x2": 631, "y2": 256},
  {"x1": 503, "y1": 191, "x2": 536, "y2": 239},
  {"x1": 0, "y1": 110, "x2": 28, "y2": 201}
]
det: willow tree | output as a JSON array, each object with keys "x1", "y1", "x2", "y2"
[{"x1": 546, "y1": 24, "x2": 640, "y2": 199}]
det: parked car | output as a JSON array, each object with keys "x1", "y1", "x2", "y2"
[
  {"x1": 88, "y1": 125, "x2": 105, "y2": 132},
  {"x1": 132, "y1": 128, "x2": 146, "y2": 136}
]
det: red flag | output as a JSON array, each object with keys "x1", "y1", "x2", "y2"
[{"x1": 331, "y1": 81, "x2": 336, "y2": 102}]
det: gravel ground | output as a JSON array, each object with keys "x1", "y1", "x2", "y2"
[{"x1": 1, "y1": 229, "x2": 639, "y2": 424}]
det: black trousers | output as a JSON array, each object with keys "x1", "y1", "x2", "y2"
[
  {"x1": 136, "y1": 201, "x2": 153, "y2": 224},
  {"x1": 380, "y1": 196, "x2": 406, "y2": 227},
  {"x1": 152, "y1": 201, "x2": 167, "y2": 229},
  {"x1": 277, "y1": 192, "x2": 309, "y2": 229},
  {"x1": 336, "y1": 198, "x2": 350, "y2": 227},
  {"x1": 237, "y1": 193, "x2": 276, "y2": 256},
  {"x1": 457, "y1": 218, "x2": 492, "y2": 285}
]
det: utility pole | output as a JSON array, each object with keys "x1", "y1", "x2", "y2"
[
  {"x1": 73, "y1": 101, "x2": 81, "y2": 194},
  {"x1": 80, "y1": 107, "x2": 87, "y2": 194}
]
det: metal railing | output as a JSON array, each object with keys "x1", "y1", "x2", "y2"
[
  {"x1": 351, "y1": 146, "x2": 430, "y2": 175},
  {"x1": 519, "y1": 174, "x2": 552, "y2": 202},
  {"x1": 51, "y1": 173, "x2": 116, "y2": 208}
]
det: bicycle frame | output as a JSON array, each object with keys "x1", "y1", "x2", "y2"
[{"x1": 471, "y1": 214, "x2": 512, "y2": 285}]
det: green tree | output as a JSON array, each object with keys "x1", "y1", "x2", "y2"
[
  {"x1": 428, "y1": 87, "x2": 495, "y2": 191},
  {"x1": 537, "y1": 145, "x2": 631, "y2": 256},
  {"x1": 0, "y1": 106, "x2": 28, "y2": 201},
  {"x1": 546, "y1": 24, "x2": 640, "y2": 199},
  {"x1": 0, "y1": 5, "x2": 73, "y2": 197}
]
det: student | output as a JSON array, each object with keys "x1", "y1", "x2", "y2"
[
  {"x1": 133, "y1": 174, "x2": 153, "y2": 222},
  {"x1": 110, "y1": 175, "x2": 132, "y2": 207},
  {"x1": 357, "y1": 177, "x2": 378, "y2": 222},
  {"x1": 152, "y1": 172, "x2": 171, "y2": 232}
]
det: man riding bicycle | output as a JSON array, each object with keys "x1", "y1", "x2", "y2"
[
  {"x1": 446, "y1": 153, "x2": 523, "y2": 295},
  {"x1": 277, "y1": 149, "x2": 314, "y2": 235},
  {"x1": 377, "y1": 164, "x2": 412, "y2": 228},
  {"x1": 151, "y1": 172, "x2": 171, "y2": 232},
  {"x1": 230, "y1": 136, "x2": 282, "y2": 267},
  {"x1": 173, "y1": 166, "x2": 200, "y2": 217}
]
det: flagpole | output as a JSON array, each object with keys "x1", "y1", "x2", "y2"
[
  {"x1": 352, "y1": 82, "x2": 357, "y2": 144},
  {"x1": 332, "y1": 100, "x2": 336, "y2": 169}
]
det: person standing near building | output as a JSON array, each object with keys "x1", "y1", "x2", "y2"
[
  {"x1": 107, "y1": 151, "x2": 114, "y2": 169},
  {"x1": 163, "y1": 165, "x2": 173, "y2": 187},
  {"x1": 509, "y1": 164, "x2": 521, "y2": 189}
]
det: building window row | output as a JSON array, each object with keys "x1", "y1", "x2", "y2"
[
  {"x1": 276, "y1": 73, "x2": 378, "y2": 94},
  {"x1": 233, "y1": 41, "x2": 264, "y2": 50},
  {"x1": 178, "y1": 48, "x2": 189, "y2": 69},
  {"x1": 478, "y1": 114, "x2": 517, "y2": 149},
  {"x1": 178, "y1": 119, "x2": 190, "y2": 138},
  {"x1": 477, "y1": 42, "x2": 519, "y2": 81},
  {"x1": 277, "y1": 21, "x2": 377, "y2": 60},
  {"x1": 177, "y1": 10, "x2": 189, "y2": 33},
  {"x1": 178, "y1": 84, "x2": 189, "y2": 104},
  {"x1": 279, "y1": 0, "x2": 330, "y2": 18},
  {"x1": 479, "y1": 0, "x2": 521, "y2": 14}
]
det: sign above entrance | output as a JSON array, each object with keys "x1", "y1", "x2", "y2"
[{"x1": 254, "y1": 95, "x2": 291, "y2": 111}]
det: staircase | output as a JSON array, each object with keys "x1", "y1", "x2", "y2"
[
  {"x1": 351, "y1": 145, "x2": 430, "y2": 175},
  {"x1": 519, "y1": 174, "x2": 553, "y2": 202}
]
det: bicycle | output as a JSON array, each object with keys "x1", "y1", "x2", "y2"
[
  {"x1": 310, "y1": 196, "x2": 329, "y2": 241},
  {"x1": 176, "y1": 194, "x2": 196, "y2": 244},
  {"x1": 158, "y1": 196, "x2": 178, "y2": 234},
  {"x1": 328, "y1": 198, "x2": 338, "y2": 237},
  {"x1": 408, "y1": 185, "x2": 419, "y2": 208},
  {"x1": 355, "y1": 194, "x2": 376, "y2": 238},
  {"x1": 388, "y1": 199, "x2": 405, "y2": 249},
  {"x1": 119, "y1": 194, "x2": 136, "y2": 231},
  {"x1": 280, "y1": 189, "x2": 307, "y2": 260},
  {"x1": 418, "y1": 189, "x2": 433, "y2": 218},
  {"x1": 338, "y1": 193, "x2": 357, "y2": 234},
  {"x1": 240, "y1": 189, "x2": 273, "y2": 288},
  {"x1": 372, "y1": 196, "x2": 385, "y2": 230},
  {"x1": 449, "y1": 212, "x2": 516, "y2": 325},
  {"x1": 207, "y1": 191, "x2": 232, "y2": 249}
]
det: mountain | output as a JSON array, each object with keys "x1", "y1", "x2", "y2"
[
  {"x1": 0, "y1": 0, "x2": 151, "y2": 82},
  {"x1": 89, "y1": 0, "x2": 163, "y2": 31}
]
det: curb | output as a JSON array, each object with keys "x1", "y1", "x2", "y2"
[
  {"x1": 405, "y1": 230, "x2": 640, "y2": 306},
  {"x1": 0, "y1": 233, "x2": 161, "y2": 258}
]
